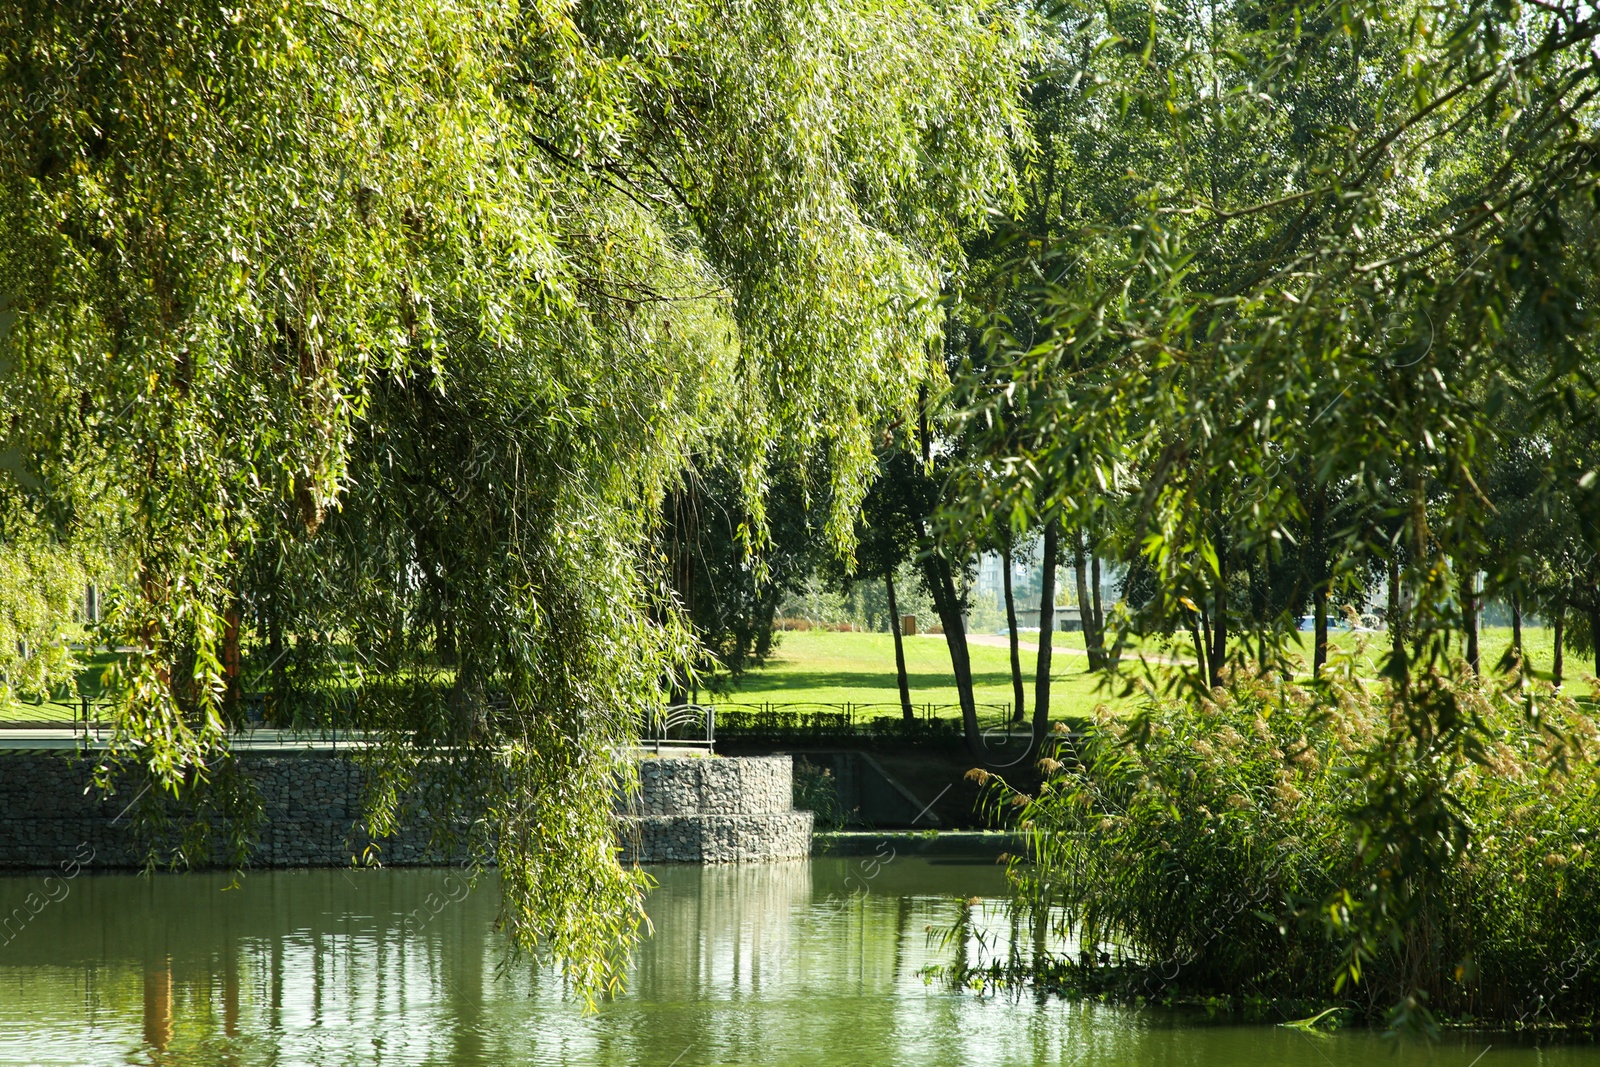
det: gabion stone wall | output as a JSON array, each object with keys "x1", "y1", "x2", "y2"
[
  {"x1": 0, "y1": 751, "x2": 460, "y2": 869},
  {"x1": 617, "y1": 756, "x2": 813, "y2": 863},
  {"x1": 0, "y1": 751, "x2": 810, "y2": 869}
]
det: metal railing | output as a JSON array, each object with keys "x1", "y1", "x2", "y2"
[
  {"x1": 639, "y1": 703, "x2": 716, "y2": 753},
  {"x1": 2, "y1": 695, "x2": 1021, "y2": 749},
  {"x1": 709, "y1": 700, "x2": 1013, "y2": 723},
  {"x1": 0, "y1": 693, "x2": 365, "y2": 748},
  {"x1": 682, "y1": 700, "x2": 1017, "y2": 743},
  {"x1": 0, "y1": 694, "x2": 110, "y2": 734}
]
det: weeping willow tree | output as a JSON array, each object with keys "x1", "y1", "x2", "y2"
[
  {"x1": 952, "y1": 0, "x2": 1600, "y2": 1027},
  {"x1": 0, "y1": 0, "x2": 1025, "y2": 994}
]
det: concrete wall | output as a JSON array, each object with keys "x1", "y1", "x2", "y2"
[
  {"x1": 792, "y1": 751, "x2": 941, "y2": 829},
  {"x1": 0, "y1": 751, "x2": 810, "y2": 869}
]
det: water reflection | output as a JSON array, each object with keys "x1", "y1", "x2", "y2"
[{"x1": 0, "y1": 859, "x2": 1594, "y2": 1066}]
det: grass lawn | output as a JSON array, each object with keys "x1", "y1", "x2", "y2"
[
  {"x1": 1319, "y1": 625, "x2": 1569, "y2": 679},
  {"x1": 723, "y1": 625, "x2": 1580, "y2": 725},
  {"x1": 0, "y1": 652, "x2": 118, "y2": 725},
  {"x1": 3, "y1": 627, "x2": 1573, "y2": 729},
  {"x1": 724, "y1": 630, "x2": 1137, "y2": 721}
]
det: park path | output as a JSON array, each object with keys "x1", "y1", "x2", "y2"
[{"x1": 964, "y1": 632, "x2": 1072, "y2": 655}]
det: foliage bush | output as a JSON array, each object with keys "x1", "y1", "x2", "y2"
[
  {"x1": 792, "y1": 757, "x2": 850, "y2": 830},
  {"x1": 775, "y1": 565, "x2": 939, "y2": 635},
  {"x1": 714, "y1": 708, "x2": 964, "y2": 747},
  {"x1": 980, "y1": 669, "x2": 1600, "y2": 1030},
  {"x1": 0, "y1": 538, "x2": 96, "y2": 701}
]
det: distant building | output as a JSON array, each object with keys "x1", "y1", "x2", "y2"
[
  {"x1": 972, "y1": 548, "x2": 1119, "y2": 633},
  {"x1": 1012, "y1": 605, "x2": 1082, "y2": 631}
]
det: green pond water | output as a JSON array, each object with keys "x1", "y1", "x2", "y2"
[{"x1": 0, "y1": 854, "x2": 1594, "y2": 1066}]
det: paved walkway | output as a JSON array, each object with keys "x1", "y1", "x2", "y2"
[
  {"x1": 0, "y1": 728, "x2": 716, "y2": 756},
  {"x1": 0, "y1": 728, "x2": 381, "y2": 752}
]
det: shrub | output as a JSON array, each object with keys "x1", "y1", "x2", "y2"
[
  {"x1": 793, "y1": 757, "x2": 850, "y2": 829},
  {"x1": 714, "y1": 708, "x2": 964, "y2": 746},
  {"x1": 980, "y1": 669, "x2": 1600, "y2": 1029}
]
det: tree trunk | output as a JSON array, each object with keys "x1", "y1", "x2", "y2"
[
  {"x1": 886, "y1": 570, "x2": 914, "y2": 723},
  {"x1": 1207, "y1": 547, "x2": 1228, "y2": 689},
  {"x1": 1190, "y1": 619, "x2": 1209, "y2": 682},
  {"x1": 915, "y1": 519, "x2": 980, "y2": 756},
  {"x1": 1247, "y1": 562, "x2": 1267, "y2": 632},
  {"x1": 1313, "y1": 586, "x2": 1329, "y2": 679},
  {"x1": 1311, "y1": 484, "x2": 1328, "y2": 677},
  {"x1": 1590, "y1": 606, "x2": 1600, "y2": 679},
  {"x1": 264, "y1": 599, "x2": 286, "y2": 726},
  {"x1": 1462, "y1": 567, "x2": 1480, "y2": 675},
  {"x1": 222, "y1": 600, "x2": 242, "y2": 722},
  {"x1": 1387, "y1": 555, "x2": 1404, "y2": 665},
  {"x1": 1511, "y1": 589, "x2": 1523, "y2": 670},
  {"x1": 918, "y1": 384, "x2": 931, "y2": 466},
  {"x1": 1002, "y1": 542, "x2": 1025, "y2": 723},
  {"x1": 1553, "y1": 599, "x2": 1565, "y2": 687},
  {"x1": 1090, "y1": 553, "x2": 1107, "y2": 670},
  {"x1": 1071, "y1": 535, "x2": 1095, "y2": 670},
  {"x1": 1032, "y1": 517, "x2": 1059, "y2": 753}
]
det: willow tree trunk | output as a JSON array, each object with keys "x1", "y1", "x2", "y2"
[
  {"x1": 1311, "y1": 484, "x2": 1329, "y2": 677},
  {"x1": 1388, "y1": 556, "x2": 1404, "y2": 665},
  {"x1": 1313, "y1": 586, "x2": 1329, "y2": 679},
  {"x1": 1462, "y1": 568, "x2": 1480, "y2": 675},
  {"x1": 915, "y1": 519, "x2": 980, "y2": 756},
  {"x1": 1089, "y1": 554, "x2": 1107, "y2": 671},
  {"x1": 1590, "y1": 607, "x2": 1600, "y2": 679},
  {"x1": 886, "y1": 570, "x2": 914, "y2": 723},
  {"x1": 1002, "y1": 543, "x2": 1025, "y2": 724},
  {"x1": 1071, "y1": 537, "x2": 1094, "y2": 668},
  {"x1": 222, "y1": 600, "x2": 242, "y2": 722},
  {"x1": 265, "y1": 606, "x2": 285, "y2": 726},
  {"x1": 1553, "y1": 600, "x2": 1565, "y2": 687},
  {"x1": 1032, "y1": 517, "x2": 1059, "y2": 754},
  {"x1": 1207, "y1": 546, "x2": 1228, "y2": 689},
  {"x1": 1190, "y1": 620, "x2": 1209, "y2": 681},
  {"x1": 1511, "y1": 589, "x2": 1523, "y2": 668}
]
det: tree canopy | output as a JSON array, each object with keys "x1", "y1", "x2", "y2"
[
  {"x1": 953, "y1": 0, "x2": 1600, "y2": 1024},
  {"x1": 0, "y1": 0, "x2": 1026, "y2": 994}
]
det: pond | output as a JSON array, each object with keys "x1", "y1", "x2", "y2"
[{"x1": 0, "y1": 854, "x2": 1594, "y2": 1066}]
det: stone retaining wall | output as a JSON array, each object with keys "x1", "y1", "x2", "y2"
[
  {"x1": 0, "y1": 751, "x2": 810, "y2": 869},
  {"x1": 0, "y1": 751, "x2": 458, "y2": 869},
  {"x1": 616, "y1": 756, "x2": 812, "y2": 863}
]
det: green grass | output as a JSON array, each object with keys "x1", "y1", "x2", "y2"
[
  {"x1": 724, "y1": 630, "x2": 1136, "y2": 720},
  {"x1": 722, "y1": 626, "x2": 1583, "y2": 725},
  {"x1": 1317, "y1": 625, "x2": 1570, "y2": 679},
  {"x1": 4, "y1": 626, "x2": 1574, "y2": 729},
  {"x1": 0, "y1": 651, "x2": 118, "y2": 725},
  {"x1": 1070, "y1": 624, "x2": 1570, "y2": 682}
]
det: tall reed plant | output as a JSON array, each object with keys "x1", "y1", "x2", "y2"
[{"x1": 978, "y1": 669, "x2": 1600, "y2": 1030}]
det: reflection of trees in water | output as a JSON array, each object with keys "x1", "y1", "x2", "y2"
[
  {"x1": 0, "y1": 868, "x2": 503, "y2": 1064},
  {"x1": 142, "y1": 960, "x2": 171, "y2": 1051},
  {"x1": 634, "y1": 861, "x2": 812, "y2": 999},
  {"x1": 1, "y1": 861, "x2": 1013, "y2": 1066},
  {"x1": 1, "y1": 864, "x2": 830, "y2": 1064},
  {"x1": 0, "y1": 864, "x2": 1562, "y2": 1066}
]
